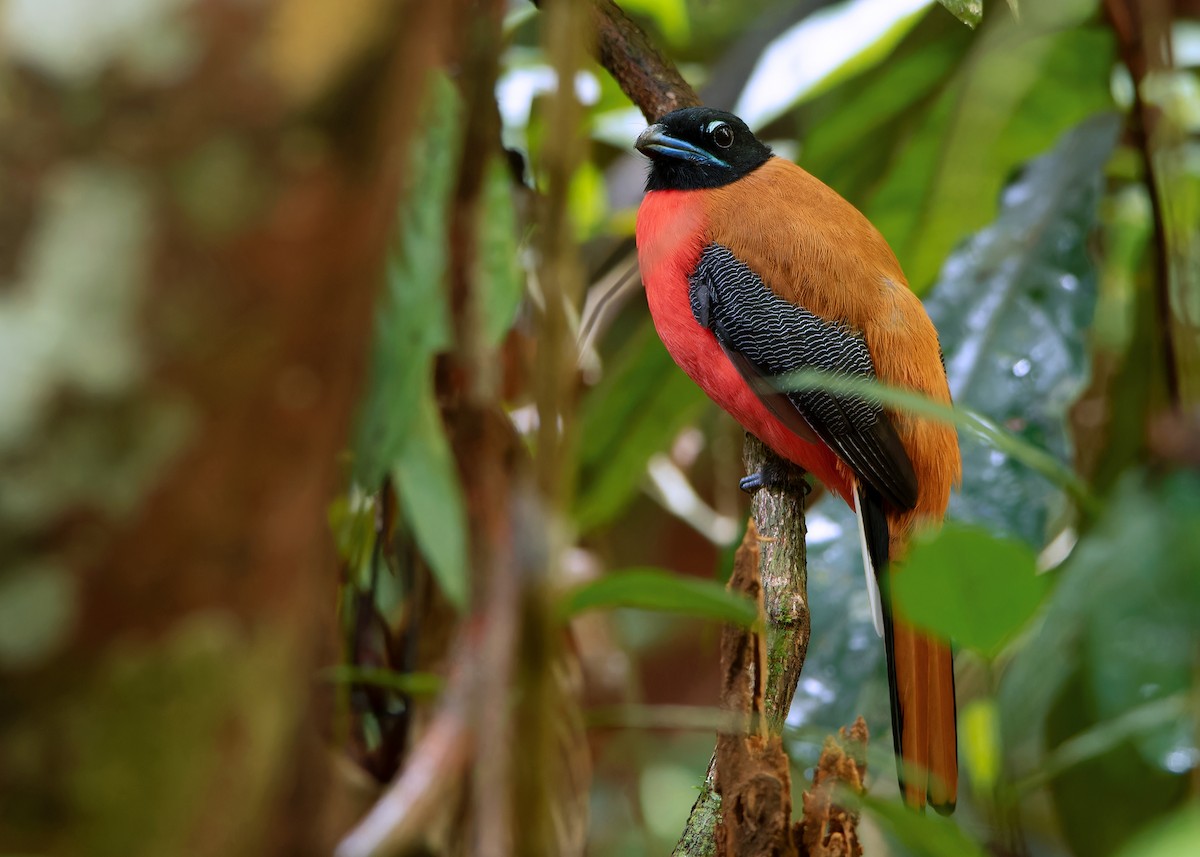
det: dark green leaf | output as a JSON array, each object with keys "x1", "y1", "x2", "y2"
[
  {"x1": 999, "y1": 470, "x2": 1200, "y2": 784},
  {"x1": 353, "y1": 72, "x2": 462, "y2": 485},
  {"x1": 925, "y1": 113, "x2": 1120, "y2": 543},
  {"x1": 476, "y1": 155, "x2": 524, "y2": 347},
  {"x1": 868, "y1": 21, "x2": 1114, "y2": 291},
  {"x1": 891, "y1": 523, "x2": 1047, "y2": 658},
  {"x1": 393, "y1": 382, "x2": 469, "y2": 610},
  {"x1": 559, "y1": 568, "x2": 758, "y2": 628}
]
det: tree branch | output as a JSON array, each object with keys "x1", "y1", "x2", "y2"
[{"x1": 565, "y1": 1, "x2": 814, "y2": 851}]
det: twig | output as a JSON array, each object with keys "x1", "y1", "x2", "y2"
[
  {"x1": 531, "y1": 0, "x2": 701, "y2": 120},
  {"x1": 336, "y1": 661, "x2": 473, "y2": 857}
]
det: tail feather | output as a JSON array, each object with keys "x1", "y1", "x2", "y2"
[
  {"x1": 885, "y1": 615, "x2": 958, "y2": 813},
  {"x1": 858, "y1": 482, "x2": 958, "y2": 813}
]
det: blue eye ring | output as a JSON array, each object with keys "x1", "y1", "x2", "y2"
[{"x1": 706, "y1": 121, "x2": 735, "y2": 148}]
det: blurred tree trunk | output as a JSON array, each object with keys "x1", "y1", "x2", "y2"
[{"x1": 0, "y1": 1, "x2": 454, "y2": 854}]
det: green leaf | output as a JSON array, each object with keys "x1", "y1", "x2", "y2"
[
  {"x1": 998, "y1": 469, "x2": 1200, "y2": 822},
  {"x1": 393, "y1": 381, "x2": 469, "y2": 610},
  {"x1": 798, "y1": 9, "x2": 974, "y2": 207},
  {"x1": 891, "y1": 523, "x2": 1048, "y2": 658},
  {"x1": 868, "y1": 18, "x2": 1114, "y2": 291},
  {"x1": 734, "y1": 0, "x2": 934, "y2": 128},
  {"x1": 1115, "y1": 807, "x2": 1200, "y2": 857},
  {"x1": 353, "y1": 72, "x2": 462, "y2": 485},
  {"x1": 559, "y1": 568, "x2": 758, "y2": 628},
  {"x1": 936, "y1": 0, "x2": 982, "y2": 28},
  {"x1": 960, "y1": 697, "x2": 1001, "y2": 794},
  {"x1": 924, "y1": 113, "x2": 1120, "y2": 542},
  {"x1": 575, "y1": 321, "x2": 709, "y2": 532},
  {"x1": 861, "y1": 794, "x2": 988, "y2": 857},
  {"x1": 569, "y1": 159, "x2": 608, "y2": 240},
  {"x1": 777, "y1": 369, "x2": 1096, "y2": 513},
  {"x1": 476, "y1": 155, "x2": 525, "y2": 347},
  {"x1": 347, "y1": 73, "x2": 470, "y2": 609},
  {"x1": 619, "y1": 0, "x2": 690, "y2": 45}
]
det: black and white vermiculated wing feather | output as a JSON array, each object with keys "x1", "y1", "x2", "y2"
[{"x1": 689, "y1": 243, "x2": 918, "y2": 512}]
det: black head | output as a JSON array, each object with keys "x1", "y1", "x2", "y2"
[{"x1": 636, "y1": 107, "x2": 772, "y2": 191}]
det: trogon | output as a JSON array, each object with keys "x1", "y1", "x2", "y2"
[{"x1": 634, "y1": 107, "x2": 962, "y2": 813}]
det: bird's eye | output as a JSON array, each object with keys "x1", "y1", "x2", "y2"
[{"x1": 710, "y1": 121, "x2": 734, "y2": 148}]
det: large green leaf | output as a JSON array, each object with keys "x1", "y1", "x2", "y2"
[
  {"x1": 891, "y1": 523, "x2": 1048, "y2": 658},
  {"x1": 797, "y1": 8, "x2": 974, "y2": 208},
  {"x1": 353, "y1": 73, "x2": 461, "y2": 484},
  {"x1": 559, "y1": 567, "x2": 758, "y2": 628},
  {"x1": 925, "y1": 113, "x2": 1120, "y2": 544},
  {"x1": 350, "y1": 73, "x2": 469, "y2": 608},
  {"x1": 867, "y1": 12, "x2": 1114, "y2": 291},
  {"x1": 784, "y1": 116, "x2": 1118, "y2": 773}
]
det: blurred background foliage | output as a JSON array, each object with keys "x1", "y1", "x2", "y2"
[
  {"x1": 332, "y1": 0, "x2": 1200, "y2": 854},
  {"x1": 3, "y1": 0, "x2": 1198, "y2": 854}
]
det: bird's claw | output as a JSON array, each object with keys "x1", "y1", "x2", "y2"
[{"x1": 739, "y1": 463, "x2": 811, "y2": 496}]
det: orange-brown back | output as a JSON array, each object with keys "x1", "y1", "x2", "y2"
[{"x1": 704, "y1": 157, "x2": 961, "y2": 534}]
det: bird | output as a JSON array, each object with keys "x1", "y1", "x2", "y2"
[{"x1": 634, "y1": 107, "x2": 962, "y2": 813}]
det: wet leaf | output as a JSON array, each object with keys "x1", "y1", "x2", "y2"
[
  {"x1": 936, "y1": 0, "x2": 981, "y2": 28},
  {"x1": 999, "y1": 470, "x2": 1200, "y2": 786},
  {"x1": 925, "y1": 113, "x2": 1121, "y2": 543}
]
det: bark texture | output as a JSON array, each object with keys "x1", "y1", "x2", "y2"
[{"x1": 0, "y1": 1, "x2": 452, "y2": 853}]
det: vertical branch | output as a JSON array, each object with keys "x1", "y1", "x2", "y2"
[
  {"x1": 744, "y1": 436, "x2": 811, "y2": 732},
  {"x1": 535, "y1": 0, "x2": 589, "y2": 504},
  {"x1": 674, "y1": 441, "x2": 811, "y2": 856},
  {"x1": 1104, "y1": 0, "x2": 1182, "y2": 406},
  {"x1": 514, "y1": 1, "x2": 593, "y2": 853},
  {"x1": 440, "y1": 2, "x2": 523, "y2": 854},
  {"x1": 569, "y1": 2, "x2": 812, "y2": 852}
]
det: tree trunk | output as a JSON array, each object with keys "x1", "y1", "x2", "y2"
[{"x1": 0, "y1": 2, "x2": 452, "y2": 853}]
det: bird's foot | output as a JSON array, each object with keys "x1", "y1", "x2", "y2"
[{"x1": 739, "y1": 460, "x2": 811, "y2": 495}]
